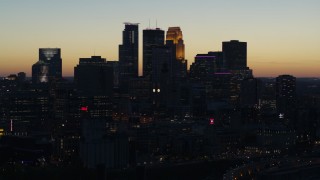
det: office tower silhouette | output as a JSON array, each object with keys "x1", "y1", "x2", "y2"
[
  {"x1": 143, "y1": 28, "x2": 164, "y2": 78},
  {"x1": 190, "y1": 53, "x2": 232, "y2": 102},
  {"x1": 276, "y1": 75, "x2": 296, "y2": 122},
  {"x1": 152, "y1": 45, "x2": 176, "y2": 108},
  {"x1": 222, "y1": 40, "x2": 247, "y2": 70},
  {"x1": 190, "y1": 54, "x2": 217, "y2": 80},
  {"x1": 74, "y1": 56, "x2": 114, "y2": 96},
  {"x1": 119, "y1": 23, "x2": 139, "y2": 92},
  {"x1": 32, "y1": 48, "x2": 62, "y2": 84}
]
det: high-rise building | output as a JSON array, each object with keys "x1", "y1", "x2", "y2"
[
  {"x1": 190, "y1": 54, "x2": 217, "y2": 80},
  {"x1": 166, "y1": 27, "x2": 185, "y2": 60},
  {"x1": 276, "y1": 75, "x2": 296, "y2": 118},
  {"x1": 222, "y1": 40, "x2": 252, "y2": 104},
  {"x1": 119, "y1": 23, "x2": 139, "y2": 92},
  {"x1": 74, "y1": 56, "x2": 114, "y2": 96},
  {"x1": 32, "y1": 48, "x2": 62, "y2": 84},
  {"x1": 189, "y1": 52, "x2": 232, "y2": 102},
  {"x1": 152, "y1": 45, "x2": 175, "y2": 90},
  {"x1": 143, "y1": 28, "x2": 164, "y2": 77},
  {"x1": 152, "y1": 45, "x2": 176, "y2": 107},
  {"x1": 74, "y1": 56, "x2": 114, "y2": 124},
  {"x1": 222, "y1": 40, "x2": 247, "y2": 70},
  {"x1": 39, "y1": 48, "x2": 62, "y2": 78}
]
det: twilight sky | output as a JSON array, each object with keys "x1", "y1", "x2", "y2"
[{"x1": 1, "y1": 0, "x2": 320, "y2": 77}]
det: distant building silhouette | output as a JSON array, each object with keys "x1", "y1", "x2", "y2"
[
  {"x1": 276, "y1": 75, "x2": 296, "y2": 122},
  {"x1": 152, "y1": 45, "x2": 176, "y2": 108},
  {"x1": 74, "y1": 56, "x2": 114, "y2": 96},
  {"x1": 119, "y1": 23, "x2": 139, "y2": 92},
  {"x1": 17, "y1": 72, "x2": 26, "y2": 82},
  {"x1": 190, "y1": 54, "x2": 217, "y2": 80},
  {"x1": 143, "y1": 28, "x2": 164, "y2": 78},
  {"x1": 223, "y1": 40, "x2": 247, "y2": 70},
  {"x1": 221, "y1": 40, "x2": 253, "y2": 104},
  {"x1": 32, "y1": 48, "x2": 62, "y2": 84}
]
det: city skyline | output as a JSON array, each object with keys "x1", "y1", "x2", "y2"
[
  {"x1": 1, "y1": 0, "x2": 320, "y2": 77},
  {"x1": 2, "y1": 1, "x2": 320, "y2": 179}
]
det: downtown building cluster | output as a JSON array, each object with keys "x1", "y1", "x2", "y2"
[{"x1": 1, "y1": 23, "x2": 320, "y2": 179}]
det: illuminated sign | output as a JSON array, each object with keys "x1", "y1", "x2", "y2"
[
  {"x1": 279, "y1": 113, "x2": 284, "y2": 119},
  {"x1": 209, "y1": 118, "x2": 214, "y2": 125},
  {"x1": 80, "y1": 106, "x2": 88, "y2": 111}
]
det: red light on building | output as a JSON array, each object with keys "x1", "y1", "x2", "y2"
[
  {"x1": 80, "y1": 106, "x2": 88, "y2": 111},
  {"x1": 209, "y1": 118, "x2": 214, "y2": 125}
]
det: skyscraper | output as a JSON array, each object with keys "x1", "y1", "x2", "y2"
[
  {"x1": 39, "y1": 48, "x2": 62, "y2": 77},
  {"x1": 119, "y1": 23, "x2": 139, "y2": 92},
  {"x1": 32, "y1": 48, "x2": 62, "y2": 83},
  {"x1": 143, "y1": 28, "x2": 164, "y2": 77},
  {"x1": 152, "y1": 45, "x2": 176, "y2": 107},
  {"x1": 189, "y1": 52, "x2": 232, "y2": 102},
  {"x1": 119, "y1": 23, "x2": 139, "y2": 77},
  {"x1": 276, "y1": 75, "x2": 296, "y2": 120},
  {"x1": 166, "y1": 27, "x2": 185, "y2": 60},
  {"x1": 222, "y1": 40, "x2": 247, "y2": 70},
  {"x1": 165, "y1": 27, "x2": 187, "y2": 81},
  {"x1": 74, "y1": 56, "x2": 114, "y2": 96}
]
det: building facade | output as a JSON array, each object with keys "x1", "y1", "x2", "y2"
[
  {"x1": 143, "y1": 28, "x2": 164, "y2": 78},
  {"x1": 119, "y1": 23, "x2": 139, "y2": 92},
  {"x1": 222, "y1": 40, "x2": 247, "y2": 70},
  {"x1": 32, "y1": 48, "x2": 62, "y2": 84}
]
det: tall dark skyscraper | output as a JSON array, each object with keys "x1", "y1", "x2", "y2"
[
  {"x1": 222, "y1": 40, "x2": 247, "y2": 70},
  {"x1": 74, "y1": 56, "x2": 114, "y2": 125},
  {"x1": 143, "y1": 28, "x2": 164, "y2": 77},
  {"x1": 32, "y1": 48, "x2": 62, "y2": 83},
  {"x1": 118, "y1": 23, "x2": 139, "y2": 92},
  {"x1": 152, "y1": 46, "x2": 175, "y2": 87},
  {"x1": 119, "y1": 23, "x2": 139, "y2": 83},
  {"x1": 74, "y1": 56, "x2": 114, "y2": 96},
  {"x1": 276, "y1": 75, "x2": 296, "y2": 120},
  {"x1": 152, "y1": 45, "x2": 176, "y2": 107}
]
